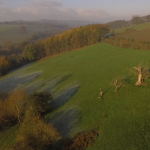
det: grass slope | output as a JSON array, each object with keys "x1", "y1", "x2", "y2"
[
  {"x1": 1, "y1": 42, "x2": 150, "y2": 149},
  {"x1": 114, "y1": 22, "x2": 150, "y2": 34},
  {"x1": 115, "y1": 28, "x2": 150, "y2": 42}
]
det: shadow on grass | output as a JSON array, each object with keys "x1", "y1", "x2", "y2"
[
  {"x1": 46, "y1": 84, "x2": 80, "y2": 138},
  {"x1": 53, "y1": 84, "x2": 79, "y2": 109},
  {"x1": 39, "y1": 74, "x2": 72, "y2": 92},
  {"x1": 0, "y1": 72, "x2": 41, "y2": 92},
  {"x1": 47, "y1": 108, "x2": 79, "y2": 138}
]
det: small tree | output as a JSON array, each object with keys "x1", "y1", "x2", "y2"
[
  {"x1": 11, "y1": 120, "x2": 60, "y2": 150},
  {"x1": 7, "y1": 89, "x2": 26, "y2": 123},
  {"x1": 24, "y1": 92, "x2": 53, "y2": 122},
  {"x1": 0, "y1": 90, "x2": 26, "y2": 130}
]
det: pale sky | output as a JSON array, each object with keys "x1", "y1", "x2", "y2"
[{"x1": 0, "y1": 0, "x2": 150, "y2": 22}]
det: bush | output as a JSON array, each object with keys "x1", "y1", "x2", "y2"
[
  {"x1": 24, "y1": 92, "x2": 53, "y2": 122},
  {"x1": 7, "y1": 91, "x2": 59, "y2": 150},
  {"x1": 11, "y1": 120, "x2": 60, "y2": 150},
  {"x1": 0, "y1": 90, "x2": 26, "y2": 130},
  {"x1": 61, "y1": 127, "x2": 100, "y2": 150}
]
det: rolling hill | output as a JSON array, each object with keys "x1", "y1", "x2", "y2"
[{"x1": 1, "y1": 42, "x2": 150, "y2": 149}]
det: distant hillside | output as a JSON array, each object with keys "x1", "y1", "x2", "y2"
[
  {"x1": 38, "y1": 19, "x2": 98, "y2": 28},
  {"x1": 0, "y1": 23, "x2": 68, "y2": 45},
  {"x1": 115, "y1": 28, "x2": 150, "y2": 42},
  {"x1": 106, "y1": 14, "x2": 150, "y2": 30},
  {"x1": 113, "y1": 22, "x2": 150, "y2": 34}
]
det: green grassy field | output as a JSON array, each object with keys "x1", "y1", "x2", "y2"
[
  {"x1": 1, "y1": 42, "x2": 150, "y2": 149},
  {"x1": 0, "y1": 24, "x2": 46, "y2": 45}
]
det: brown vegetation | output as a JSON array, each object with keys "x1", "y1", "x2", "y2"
[
  {"x1": 0, "y1": 90, "x2": 60, "y2": 150},
  {"x1": 115, "y1": 28, "x2": 150, "y2": 42},
  {"x1": 104, "y1": 36, "x2": 150, "y2": 50},
  {"x1": 61, "y1": 127, "x2": 100, "y2": 150},
  {"x1": 10, "y1": 120, "x2": 60, "y2": 150},
  {"x1": 0, "y1": 90, "x2": 26, "y2": 130}
]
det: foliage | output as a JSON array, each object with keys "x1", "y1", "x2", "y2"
[
  {"x1": 8, "y1": 91, "x2": 59, "y2": 150},
  {"x1": 23, "y1": 44, "x2": 36, "y2": 60},
  {"x1": 10, "y1": 120, "x2": 60, "y2": 150},
  {"x1": 0, "y1": 90, "x2": 26, "y2": 130},
  {"x1": 103, "y1": 36, "x2": 150, "y2": 50},
  {"x1": 0, "y1": 56, "x2": 10, "y2": 76},
  {"x1": 131, "y1": 15, "x2": 144, "y2": 25},
  {"x1": 25, "y1": 92, "x2": 53, "y2": 120},
  {"x1": 107, "y1": 20, "x2": 130, "y2": 29},
  {"x1": 61, "y1": 127, "x2": 100, "y2": 150}
]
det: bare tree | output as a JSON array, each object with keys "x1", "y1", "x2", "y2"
[
  {"x1": 114, "y1": 79, "x2": 121, "y2": 92},
  {"x1": 133, "y1": 63, "x2": 150, "y2": 85},
  {"x1": 98, "y1": 89, "x2": 103, "y2": 100}
]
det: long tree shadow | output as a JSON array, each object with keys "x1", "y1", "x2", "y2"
[
  {"x1": 0, "y1": 72, "x2": 41, "y2": 92},
  {"x1": 46, "y1": 84, "x2": 80, "y2": 138},
  {"x1": 38, "y1": 74, "x2": 72, "y2": 92},
  {"x1": 53, "y1": 84, "x2": 79, "y2": 110},
  {"x1": 47, "y1": 108, "x2": 80, "y2": 138}
]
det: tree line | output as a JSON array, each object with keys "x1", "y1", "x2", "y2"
[
  {"x1": 0, "y1": 24, "x2": 109, "y2": 76},
  {"x1": 107, "y1": 14, "x2": 150, "y2": 29}
]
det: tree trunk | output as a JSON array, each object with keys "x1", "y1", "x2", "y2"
[
  {"x1": 16, "y1": 106, "x2": 21, "y2": 123},
  {"x1": 134, "y1": 67, "x2": 142, "y2": 85}
]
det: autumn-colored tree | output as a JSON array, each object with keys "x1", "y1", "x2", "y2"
[
  {"x1": 11, "y1": 120, "x2": 60, "y2": 150},
  {"x1": 23, "y1": 44, "x2": 36, "y2": 61},
  {"x1": 0, "y1": 89, "x2": 26, "y2": 129},
  {"x1": 0, "y1": 56, "x2": 10, "y2": 76}
]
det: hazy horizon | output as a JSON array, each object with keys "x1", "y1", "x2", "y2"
[{"x1": 0, "y1": 0, "x2": 150, "y2": 23}]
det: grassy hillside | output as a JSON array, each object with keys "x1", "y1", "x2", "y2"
[
  {"x1": 115, "y1": 28, "x2": 150, "y2": 42},
  {"x1": 114, "y1": 22, "x2": 150, "y2": 34},
  {"x1": 1, "y1": 42, "x2": 150, "y2": 149}
]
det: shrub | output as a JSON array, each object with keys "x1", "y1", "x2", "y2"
[
  {"x1": 11, "y1": 120, "x2": 61, "y2": 150},
  {"x1": 24, "y1": 92, "x2": 53, "y2": 122},
  {"x1": 0, "y1": 89, "x2": 26, "y2": 130},
  {"x1": 61, "y1": 127, "x2": 100, "y2": 150}
]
